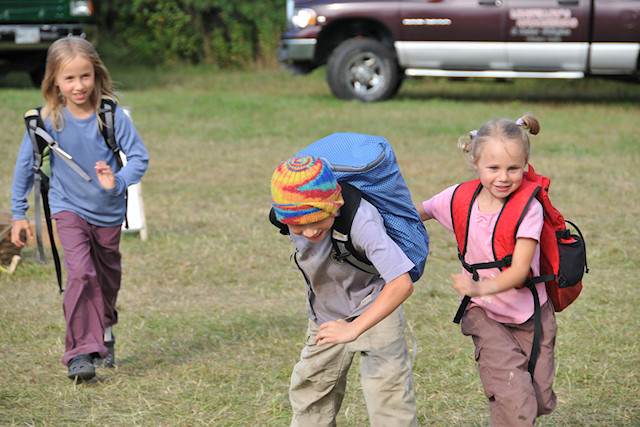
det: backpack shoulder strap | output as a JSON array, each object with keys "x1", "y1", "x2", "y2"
[
  {"x1": 23, "y1": 107, "x2": 63, "y2": 293},
  {"x1": 495, "y1": 179, "x2": 540, "y2": 259},
  {"x1": 269, "y1": 208, "x2": 290, "y2": 236},
  {"x1": 450, "y1": 180, "x2": 481, "y2": 259},
  {"x1": 97, "y1": 96, "x2": 123, "y2": 169},
  {"x1": 24, "y1": 108, "x2": 47, "y2": 160},
  {"x1": 331, "y1": 182, "x2": 378, "y2": 275}
]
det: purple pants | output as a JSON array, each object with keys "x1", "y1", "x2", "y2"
[{"x1": 53, "y1": 211, "x2": 122, "y2": 366}]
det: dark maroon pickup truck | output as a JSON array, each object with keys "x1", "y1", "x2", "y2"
[{"x1": 278, "y1": 0, "x2": 640, "y2": 101}]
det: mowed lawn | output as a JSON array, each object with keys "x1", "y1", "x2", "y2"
[{"x1": 1, "y1": 68, "x2": 639, "y2": 426}]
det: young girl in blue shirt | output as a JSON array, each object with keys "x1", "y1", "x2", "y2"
[{"x1": 10, "y1": 36, "x2": 149, "y2": 381}]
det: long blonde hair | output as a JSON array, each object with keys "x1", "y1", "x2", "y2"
[
  {"x1": 41, "y1": 36, "x2": 118, "y2": 131},
  {"x1": 458, "y1": 112, "x2": 540, "y2": 166}
]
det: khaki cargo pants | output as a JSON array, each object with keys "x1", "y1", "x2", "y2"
[{"x1": 289, "y1": 307, "x2": 417, "y2": 427}]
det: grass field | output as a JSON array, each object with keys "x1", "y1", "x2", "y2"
[{"x1": 1, "y1": 68, "x2": 639, "y2": 426}]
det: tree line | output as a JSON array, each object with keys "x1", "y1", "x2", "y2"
[{"x1": 98, "y1": 0, "x2": 286, "y2": 67}]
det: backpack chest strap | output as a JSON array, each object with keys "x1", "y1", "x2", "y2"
[{"x1": 458, "y1": 250, "x2": 513, "y2": 281}]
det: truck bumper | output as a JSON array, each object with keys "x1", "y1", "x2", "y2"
[
  {"x1": 277, "y1": 38, "x2": 317, "y2": 73},
  {"x1": 0, "y1": 23, "x2": 97, "y2": 51}
]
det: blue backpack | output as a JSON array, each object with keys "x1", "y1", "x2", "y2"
[{"x1": 271, "y1": 133, "x2": 429, "y2": 282}]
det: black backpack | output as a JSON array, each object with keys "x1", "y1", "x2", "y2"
[{"x1": 23, "y1": 97, "x2": 123, "y2": 293}]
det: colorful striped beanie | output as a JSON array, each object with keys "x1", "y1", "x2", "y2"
[{"x1": 271, "y1": 155, "x2": 344, "y2": 225}]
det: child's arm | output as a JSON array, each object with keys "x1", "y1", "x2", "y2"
[
  {"x1": 315, "y1": 272, "x2": 413, "y2": 346},
  {"x1": 416, "y1": 185, "x2": 458, "y2": 227},
  {"x1": 451, "y1": 237, "x2": 538, "y2": 297},
  {"x1": 415, "y1": 202, "x2": 433, "y2": 221}
]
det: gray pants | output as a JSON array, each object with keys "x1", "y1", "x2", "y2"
[
  {"x1": 290, "y1": 307, "x2": 417, "y2": 427},
  {"x1": 461, "y1": 299, "x2": 558, "y2": 426}
]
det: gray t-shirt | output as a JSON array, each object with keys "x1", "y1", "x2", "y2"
[{"x1": 290, "y1": 198, "x2": 414, "y2": 324}]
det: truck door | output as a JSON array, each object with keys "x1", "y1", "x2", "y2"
[
  {"x1": 505, "y1": 0, "x2": 591, "y2": 72},
  {"x1": 397, "y1": 0, "x2": 507, "y2": 70},
  {"x1": 590, "y1": 0, "x2": 640, "y2": 75}
]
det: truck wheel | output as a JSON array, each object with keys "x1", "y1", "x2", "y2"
[{"x1": 327, "y1": 38, "x2": 401, "y2": 102}]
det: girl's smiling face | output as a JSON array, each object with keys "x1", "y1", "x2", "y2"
[
  {"x1": 288, "y1": 216, "x2": 335, "y2": 243},
  {"x1": 55, "y1": 55, "x2": 95, "y2": 117},
  {"x1": 473, "y1": 139, "x2": 527, "y2": 211}
]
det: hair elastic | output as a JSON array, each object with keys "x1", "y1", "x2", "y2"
[{"x1": 516, "y1": 117, "x2": 525, "y2": 127}]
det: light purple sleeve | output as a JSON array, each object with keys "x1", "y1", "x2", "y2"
[
  {"x1": 350, "y1": 201, "x2": 414, "y2": 284},
  {"x1": 420, "y1": 184, "x2": 458, "y2": 232}
]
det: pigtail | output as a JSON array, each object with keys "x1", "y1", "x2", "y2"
[
  {"x1": 457, "y1": 130, "x2": 475, "y2": 155},
  {"x1": 457, "y1": 129, "x2": 476, "y2": 165},
  {"x1": 516, "y1": 112, "x2": 540, "y2": 136}
]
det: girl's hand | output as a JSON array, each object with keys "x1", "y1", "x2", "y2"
[
  {"x1": 95, "y1": 161, "x2": 115, "y2": 189},
  {"x1": 315, "y1": 319, "x2": 359, "y2": 346},
  {"x1": 452, "y1": 238, "x2": 538, "y2": 298},
  {"x1": 11, "y1": 219, "x2": 32, "y2": 248},
  {"x1": 451, "y1": 273, "x2": 480, "y2": 297}
]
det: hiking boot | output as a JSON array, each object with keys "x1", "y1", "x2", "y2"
[
  {"x1": 93, "y1": 326, "x2": 115, "y2": 368},
  {"x1": 67, "y1": 354, "x2": 95, "y2": 381}
]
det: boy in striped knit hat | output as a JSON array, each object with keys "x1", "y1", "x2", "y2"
[{"x1": 271, "y1": 155, "x2": 418, "y2": 427}]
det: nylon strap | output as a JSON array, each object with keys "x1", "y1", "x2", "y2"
[
  {"x1": 453, "y1": 254, "x2": 512, "y2": 324},
  {"x1": 98, "y1": 99, "x2": 127, "y2": 228},
  {"x1": 527, "y1": 282, "x2": 542, "y2": 376}
]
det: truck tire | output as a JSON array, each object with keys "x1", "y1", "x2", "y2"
[{"x1": 327, "y1": 38, "x2": 401, "y2": 102}]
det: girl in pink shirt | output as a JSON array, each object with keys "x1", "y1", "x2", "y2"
[{"x1": 416, "y1": 113, "x2": 557, "y2": 426}]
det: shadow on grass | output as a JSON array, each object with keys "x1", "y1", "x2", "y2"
[{"x1": 396, "y1": 77, "x2": 640, "y2": 104}]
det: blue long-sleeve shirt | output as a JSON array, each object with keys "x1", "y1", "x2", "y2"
[{"x1": 11, "y1": 105, "x2": 149, "y2": 227}]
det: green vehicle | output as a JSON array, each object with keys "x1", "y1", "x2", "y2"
[{"x1": 0, "y1": 0, "x2": 96, "y2": 86}]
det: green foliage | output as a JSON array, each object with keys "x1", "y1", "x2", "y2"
[{"x1": 98, "y1": 0, "x2": 286, "y2": 67}]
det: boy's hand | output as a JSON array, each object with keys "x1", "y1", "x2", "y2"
[
  {"x1": 315, "y1": 319, "x2": 359, "y2": 346},
  {"x1": 11, "y1": 219, "x2": 32, "y2": 247},
  {"x1": 95, "y1": 161, "x2": 116, "y2": 189}
]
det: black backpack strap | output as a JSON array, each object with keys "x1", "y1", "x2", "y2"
[
  {"x1": 97, "y1": 97, "x2": 123, "y2": 169},
  {"x1": 452, "y1": 254, "x2": 513, "y2": 324},
  {"x1": 24, "y1": 109, "x2": 64, "y2": 293},
  {"x1": 98, "y1": 97, "x2": 130, "y2": 229},
  {"x1": 331, "y1": 182, "x2": 378, "y2": 276},
  {"x1": 269, "y1": 208, "x2": 290, "y2": 236},
  {"x1": 526, "y1": 280, "x2": 542, "y2": 377},
  {"x1": 24, "y1": 109, "x2": 47, "y2": 263},
  {"x1": 41, "y1": 189, "x2": 63, "y2": 293}
]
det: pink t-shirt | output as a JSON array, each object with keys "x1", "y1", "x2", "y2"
[{"x1": 422, "y1": 185, "x2": 546, "y2": 324}]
